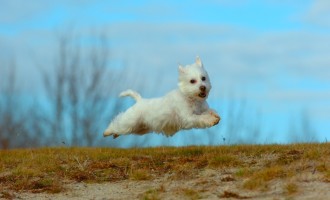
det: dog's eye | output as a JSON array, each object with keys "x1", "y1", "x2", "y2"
[
  {"x1": 201, "y1": 76, "x2": 206, "y2": 81},
  {"x1": 190, "y1": 79, "x2": 196, "y2": 84}
]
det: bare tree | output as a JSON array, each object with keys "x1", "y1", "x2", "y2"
[
  {"x1": 0, "y1": 61, "x2": 40, "y2": 149},
  {"x1": 38, "y1": 32, "x2": 125, "y2": 146}
]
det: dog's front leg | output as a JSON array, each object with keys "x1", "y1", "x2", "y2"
[
  {"x1": 205, "y1": 109, "x2": 220, "y2": 120},
  {"x1": 184, "y1": 111, "x2": 220, "y2": 129}
]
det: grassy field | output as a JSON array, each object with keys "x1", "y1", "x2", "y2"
[{"x1": 1, "y1": 143, "x2": 330, "y2": 199}]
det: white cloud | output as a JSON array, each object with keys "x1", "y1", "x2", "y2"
[{"x1": 303, "y1": 0, "x2": 330, "y2": 27}]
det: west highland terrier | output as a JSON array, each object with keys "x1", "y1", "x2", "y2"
[{"x1": 103, "y1": 56, "x2": 220, "y2": 139}]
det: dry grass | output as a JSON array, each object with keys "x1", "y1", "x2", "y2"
[
  {"x1": 0, "y1": 143, "x2": 329, "y2": 195},
  {"x1": 140, "y1": 189, "x2": 161, "y2": 200},
  {"x1": 140, "y1": 185, "x2": 165, "y2": 200},
  {"x1": 181, "y1": 188, "x2": 200, "y2": 199},
  {"x1": 167, "y1": 187, "x2": 202, "y2": 200},
  {"x1": 243, "y1": 165, "x2": 288, "y2": 190},
  {"x1": 218, "y1": 190, "x2": 249, "y2": 199},
  {"x1": 284, "y1": 182, "x2": 298, "y2": 195},
  {"x1": 130, "y1": 169, "x2": 152, "y2": 181}
]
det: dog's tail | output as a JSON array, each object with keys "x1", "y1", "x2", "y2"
[{"x1": 119, "y1": 90, "x2": 142, "y2": 102}]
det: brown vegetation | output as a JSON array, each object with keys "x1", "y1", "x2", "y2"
[{"x1": 0, "y1": 143, "x2": 330, "y2": 199}]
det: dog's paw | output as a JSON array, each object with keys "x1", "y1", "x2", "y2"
[
  {"x1": 208, "y1": 110, "x2": 217, "y2": 116},
  {"x1": 103, "y1": 131, "x2": 120, "y2": 139},
  {"x1": 207, "y1": 110, "x2": 221, "y2": 126},
  {"x1": 212, "y1": 114, "x2": 220, "y2": 126},
  {"x1": 201, "y1": 114, "x2": 220, "y2": 127}
]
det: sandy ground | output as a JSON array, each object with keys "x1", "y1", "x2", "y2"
[{"x1": 3, "y1": 169, "x2": 330, "y2": 200}]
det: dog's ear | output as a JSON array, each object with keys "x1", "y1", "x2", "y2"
[
  {"x1": 195, "y1": 56, "x2": 203, "y2": 67},
  {"x1": 178, "y1": 64, "x2": 185, "y2": 74}
]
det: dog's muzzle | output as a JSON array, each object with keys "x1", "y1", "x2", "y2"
[
  {"x1": 199, "y1": 85, "x2": 207, "y2": 98},
  {"x1": 198, "y1": 92, "x2": 207, "y2": 98}
]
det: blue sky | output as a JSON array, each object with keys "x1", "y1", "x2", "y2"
[{"x1": 1, "y1": 0, "x2": 330, "y2": 146}]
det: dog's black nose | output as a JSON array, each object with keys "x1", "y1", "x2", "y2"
[{"x1": 200, "y1": 85, "x2": 206, "y2": 91}]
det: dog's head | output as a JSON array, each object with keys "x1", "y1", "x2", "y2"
[{"x1": 178, "y1": 56, "x2": 212, "y2": 101}]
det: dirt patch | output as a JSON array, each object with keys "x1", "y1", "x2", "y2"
[{"x1": 3, "y1": 169, "x2": 330, "y2": 200}]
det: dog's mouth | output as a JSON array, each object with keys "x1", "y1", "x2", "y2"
[{"x1": 198, "y1": 92, "x2": 207, "y2": 98}]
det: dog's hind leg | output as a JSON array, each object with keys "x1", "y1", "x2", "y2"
[
  {"x1": 103, "y1": 113, "x2": 130, "y2": 138},
  {"x1": 103, "y1": 113, "x2": 123, "y2": 138},
  {"x1": 103, "y1": 111, "x2": 145, "y2": 138}
]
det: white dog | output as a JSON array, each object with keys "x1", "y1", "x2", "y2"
[{"x1": 103, "y1": 56, "x2": 220, "y2": 139}]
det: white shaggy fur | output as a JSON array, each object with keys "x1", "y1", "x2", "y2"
[{"x1": 103, "y1": 56, "x2": 220, "y2": 139}]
